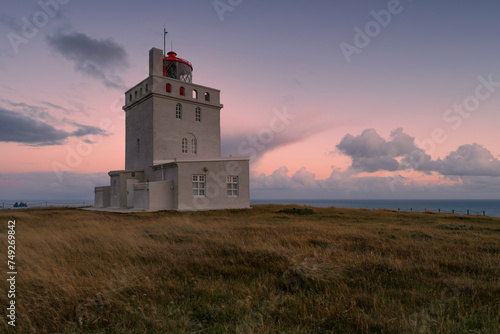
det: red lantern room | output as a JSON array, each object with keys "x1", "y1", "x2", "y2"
[{"x1": 163, "y1": 51, "x2": 193, "y2": 83}]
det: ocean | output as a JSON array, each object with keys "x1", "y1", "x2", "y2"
[
  {"x1": 250, "y1": 199, "x2": 500, "y2": 217},
  {"x1": 0, "y1": 200, "x2": 93, "y2": 210},
  {"x1": 1, "y1": 199, "x2": 499, "y2": 217}
]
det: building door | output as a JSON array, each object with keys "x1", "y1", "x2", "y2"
[{"x1": 126, "y1": 179, "x2": 139, "y2": 208}]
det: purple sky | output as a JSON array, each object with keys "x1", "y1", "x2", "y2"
[{"x1": 1, "y1": 0, "x2": 500, "y2": 200}]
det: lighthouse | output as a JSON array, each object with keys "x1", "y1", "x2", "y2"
[{"x1": 94, "y1": 47, "x2": 250, "y2": 211}]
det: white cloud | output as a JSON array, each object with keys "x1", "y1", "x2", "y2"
[
  {"x1": 251, "y1": 166, "x2": 500, "y2": 200},
  {"x1": 336, "y1": 128, "x2": 425, "y2": 172},
  {"x1": 337, "y1": 128, "x2": 498, "y2": 178},
  {"x1": 418, "y1": 144, "x2": 500, "y2": 177}
]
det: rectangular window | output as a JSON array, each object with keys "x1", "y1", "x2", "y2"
[
  {"x1": 176, "y1": 104, "x2": 182, "y2": 119},
  {"x1": 196, "y1": 108, "x2": 201, "y2": 122},
  {"x1": 191, "y1": 139, "x2": 197, "y2": 154},
  {"x1": 226, "y1": 176, "x2": 238, "y2": 197},
  {"x1": 192, "y1": 175, "x2": 205, "y2": 197}
]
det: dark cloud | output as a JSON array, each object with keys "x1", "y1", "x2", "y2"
[
  {"x1": 41, "y1": 100, "x2": 89, "y2": 116},
  {"x1": 0, "y1": 98, "x2": 62, "y2": 125},
  {"x1": 46, "y1": 31, "x2": 128, "y2": 89},
  {"x1": 0, "y1": 107, "x2": 107, "y2": 146},
  {"x1": 68, "y1": 122, "x2": 108, "y2": 137},
  {"x1": 0, "y1": 107, "x2": 69, "y2": 145},
  {"x1": 336, "y1": 128, "x2": 423, "y2": 173},
  {"x1": 0, "y1": 84, "x2": 15, "y2": 92}
]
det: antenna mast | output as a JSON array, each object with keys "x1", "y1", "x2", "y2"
[{"x1": 163, "y1": 27, "x2": 168, "y2": 56}]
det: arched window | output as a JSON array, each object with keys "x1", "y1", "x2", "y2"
[
  {"x1": 176, "y1": 104, "x2": 182, "y2": 119},
  {"x1": 180, "y1": 86, "x2": 185, "y2": 96},
  {"x1": 204, "y1": 92, "x2": 210, "y2": 101},
  {"x1": 191, "y1": 138, "x2": 197, "y2": 154},
  {"x1": 182, "y1": 138, "x2": 188, "y2": 153},
  {"x1": 166, "y1": 83, "x2": 171, "y2": 93},
  {"x1": 192, "y1": 90, "x2": 198, "y2": 99},
  {"x1": 137, "y1": 138, "x2": 140, "y2": 154},
  {"x1": 195, "y1": 107, "x2": 201, "y2": 122}
]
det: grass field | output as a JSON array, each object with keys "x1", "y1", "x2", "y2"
[{"x1": 0, "y1": 205, "x2": 499, "y2": 333}]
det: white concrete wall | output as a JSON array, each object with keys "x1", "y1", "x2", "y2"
[
  {"x1": 133, "y1": 180, "x2": 175, "y2": 211},
  {"x1": 152, "y1": 96, "x2": 221, "y2": 160},
  {"x1": 109, "y1": 174, "x2": 121, "y2": 208},
  {"x1": 176, "y1": 159, "x2": 250, "y2": 211},
  {"x1": 94, "y1": 186, "x2": 110, "y2": 208},
  {"x1": 133, "y1": 183, "x2": 149, "y2": 209},
  {"x1": 125, "y1": 97, "x2": 154, "y2": 171},
  {"x1": 150, "y1": 165, "x2": 179, "y2": 207},
  {"x1": 149, "y1": 180, "x2": 175, "y2": 211},
  {"x1": 109, "y1": 171, "x2": 145, "y2": 208}
]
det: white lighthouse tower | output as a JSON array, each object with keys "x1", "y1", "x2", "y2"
[{"x1": 94, "y1": 47, "x2": 250, "y2": 211}]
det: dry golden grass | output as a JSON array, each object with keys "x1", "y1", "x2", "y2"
[{"x1": 0, "y1": 205, "x2": 499, "y2": 333}]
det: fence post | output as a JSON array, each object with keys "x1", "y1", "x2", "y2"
[
  {"x1": 438, "y1": 209, "x2": 441, "y2": 213},
  {"x1": 452, "y1": 209, "x2": 455, "y2": 214},
  {"x1": 483, "y1": 211, "x2": 486, "y2": 216},
  {"x1": 467, "y1": 209, "x2": 470, "y2": 215}
]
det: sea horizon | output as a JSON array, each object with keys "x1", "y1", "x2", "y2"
[
  {"x1": 250, "y1": 199, "x2": 500, "y2": 217},
  {"x1": 1, "y1": 198, "x2": 499, "y2": 217}
]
